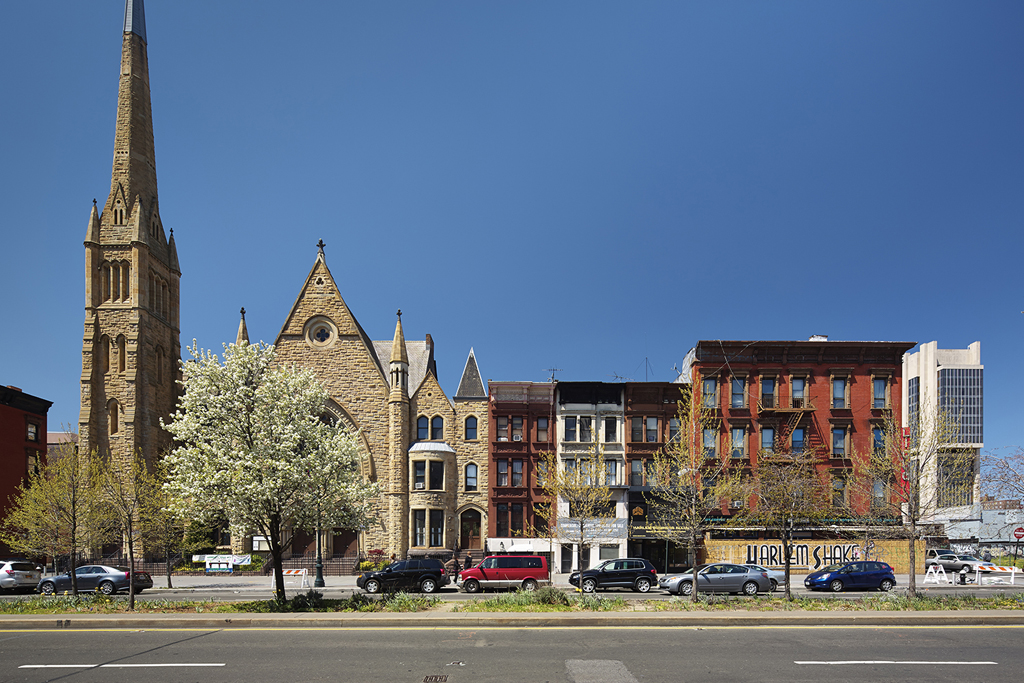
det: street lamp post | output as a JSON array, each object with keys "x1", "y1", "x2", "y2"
[{"x1": 314, "y1": 499, "x2": 325, "y2": 588}]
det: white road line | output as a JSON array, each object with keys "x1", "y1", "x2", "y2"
[
  {"x1": 795, "y1": 661, "x2": 997, "y2": 665},
  {"x1": 20, "y1": 663, "x2": 225, "y2": 669}
]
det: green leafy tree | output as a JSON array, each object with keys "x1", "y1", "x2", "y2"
[
  {"x1": 162, "y1": 341, "x2": 378, "y2": 602},
  {"x1": 0, "y1": 435, "x2": 104, "y2": 596}
]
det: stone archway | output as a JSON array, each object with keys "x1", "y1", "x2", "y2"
[{"x1": 460, "y1": 509, "x2": 482, "y2": 550}]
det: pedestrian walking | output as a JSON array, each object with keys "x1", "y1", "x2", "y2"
[
  {"x1": 463, "y1": 554, "x2": 472, "y2": 570},
  {"x1": 983, "y1": 549, "x2": 992, "y2": 562}
]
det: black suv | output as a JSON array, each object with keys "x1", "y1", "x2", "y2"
[
  {"x1": 356, "y1": 558, "x2": 449, "y2": 594},
  {"x1": 569, "y1": 557, "x2": 658, "y2": 593}
]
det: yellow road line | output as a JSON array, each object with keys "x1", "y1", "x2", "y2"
[{"x1": 2, "y1": 624, "x2": 1023, "y2": 633}]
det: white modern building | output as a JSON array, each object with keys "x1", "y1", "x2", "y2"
[{"x1": 902, "y1": 341, "x2": 983, "y2": 533}]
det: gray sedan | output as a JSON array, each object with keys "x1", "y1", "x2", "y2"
[
  {"x1": 659, "y1": 563, "x2": 773, "y2": 596},
  {"x1": 37, "y1": 565, "x2": 153, "y2": 595},
  {"x1": 744, "y1": 563, "x2": 786, "y2": 592}
]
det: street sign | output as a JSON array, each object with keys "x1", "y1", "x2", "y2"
[{"x1": 1013, "y1": 527, "x2": 1024, "y2": 540}]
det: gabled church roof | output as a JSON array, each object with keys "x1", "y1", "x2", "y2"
[{"x1": 455, "y1": 348, "x2": 486, "y2": 399}]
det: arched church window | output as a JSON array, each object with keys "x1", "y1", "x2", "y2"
[
  {"x1": 99, "y1": 335, "x2": 110, "y2": 374},
  {"x1": 108, "y1": 399, "x2": 119, "y2": 435},
  {"x1": 465, "y1": 416, "x2": 478, "y2": 440},
  {"x1": 117, "y1": 335, "x2": 126, "y2": 373},
  {"x1": 111, "y1": 263, "x2": 121, "y2": 301},
  {"x1": 121, "y1": 262, "x2": 130, "y2": 302},
  {"x1": 417, "y1": 416, "x2": 428, "y2": 441},
  {"x1": 103, "y1": 263, "x2": 112, "y2": 301},
  {"x1": 465, "y1": 463, "x2": 478, "y2": 491},
  {"x1": 431, "y1": 416, "x2": 444, "y2": 440}
]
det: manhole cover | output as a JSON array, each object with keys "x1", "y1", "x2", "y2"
[{"x1": 423, "y1": 676, "x2": 449, "y2": 683}]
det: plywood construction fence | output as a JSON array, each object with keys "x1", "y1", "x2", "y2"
[{"x1": 704, "y1": 538, "x2": 926, "y2": 574}]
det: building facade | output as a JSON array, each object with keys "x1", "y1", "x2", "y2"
[
  {"x1": 79, "y1": 0, "x2": 180, "y2": 466},
  {"x1": 486, "y1": 381, "x2": 556, "y2": 558},
  {"x1": 244, "y1": 248, "x2": 488, "y2": 559},
  {"x1": 902, "y1": 341, "x2": 983, "y2": 528},
  {"x1": 0, "y1": 386, "x2": 51, "y2": 555},
  {"x1": 689, "y1": 337, "x2": 916, "y2": 521}
]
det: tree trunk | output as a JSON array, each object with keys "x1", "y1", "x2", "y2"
[
  {"x1": 165, "y1": 538, "x2": 173, "y2": 589},
  {"x1": 69, "y1": 548, "x2": 79, "y2": 597},
  {"x1": 908, "y1": 526, "x2": 917, "y2": 598},
  {"x1": 690, "y1": 529, "x2": 699, "y2": 603},
  {"x1": 782, "y1": 527, "x2": 793, "y2": 601},
  {"x1": 127, "y1": 528, "x2": 136, "y2": 611},
  {"x1": 270, "y1": 515, "x2": 286, "y2": 602}
]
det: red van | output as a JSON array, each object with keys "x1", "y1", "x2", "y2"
[{"x1": 457, "y1": 555, "x2": 550, "y2": 593}]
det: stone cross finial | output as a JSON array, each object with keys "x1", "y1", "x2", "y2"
[
  {"x1": 93, "y1": 198, "x2": 97, "y2": 206},
  {"x1": 317, "y1": 239, "x2": 326, "y2": 255},
  {"x1": 397, "y1": 309, "x2": 402, "y2": 319},
  {"x1": 240, "y1": 307, "x2": 246, "y2": 319}
]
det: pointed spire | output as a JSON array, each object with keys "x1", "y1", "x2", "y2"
[
  {"x1": 236, "y1": 307, "x2": 249, "y2": 345},
  {"x1": 105, "y1": 0, "x2": 158, "y2": 244},
  {"x1": 390, "y1": 310, "x2": 409, "y2": 364},
  {"x1": 455, "y1": 348, "x2": 486, "y2": 398},
  {"x1": 85, "y1": 199, "x2": 101, "y2": 243},
  {"x1": 124, "y1": 0, "x2": 147, "y2": 43},
  {"x1": 167, "y1": 227, "x2": 179, "y2": 272}
]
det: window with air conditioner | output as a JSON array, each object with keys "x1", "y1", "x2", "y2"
[
  {"x1": 414, "y1": 461, "x2": 425, "y2": 489},
  {"x1": 511, "y1": 416, "x2": 523, "y2": 441}
]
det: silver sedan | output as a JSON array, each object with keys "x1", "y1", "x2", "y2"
[
  {"x1": 744, "y1": 563, "x2": 786, "y2": 592},
  {"x1": 659, "y1": 563, "x2": 773, "y2": 596}
]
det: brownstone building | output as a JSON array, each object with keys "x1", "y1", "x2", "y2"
[{"x1": 79, "y1": 0, "x2": 180, "y2": 466}]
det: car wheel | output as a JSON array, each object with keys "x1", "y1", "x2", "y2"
[
  {"x1": 99, "y1": 581, "x2": 116, "y2": 596},
  {"x1": 522, "y1": 579, "x2": 538, "y2": 591},
  {"x1": 635, "y1": 577, "x2": 652, "y2": 593},
  {"x1": 464, "y1": 579, "x2": 481, "y2": 594},
  {"x1": 879, "y1": 578, "x2": 895, "y2": 592},
  {"x1": 742, "y1": 581, "x2": 759, "y2": 596},
  {"x1": 829, "y1": 579, "x2": 844, "y2": 593},
  {"x1": 581, "y1": 578, "x2": 597, "y2": 593},
  {"x1": 769, "y1": 579, "x2": 778, "y2": 592},
  {"x1": 680, "y1": 581, "x2": 693, "y2": 596},
  {"x1": 420, "y1": 578, "x2": 437, "y2": 594},
  {"x1": 364, "y1": 578, "x2": 381, "y2": 594},
  {"x1": 39, "y1": 582, "x2": 55, "y2": 596}
]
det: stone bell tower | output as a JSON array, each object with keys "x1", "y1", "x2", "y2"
[{"x1": 79, "y1": 0, "x2": 180, "y2": 465}]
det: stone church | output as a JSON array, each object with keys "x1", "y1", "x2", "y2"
[{"x1": 79, "y1": 1, "x2": 488, "y2": 560}]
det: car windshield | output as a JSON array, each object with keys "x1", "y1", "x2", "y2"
[
  {"x1": 594, "y1": 560, "x2": 614, "y2": 571},
  {"x1": 819, "y1": 564, "x2": 845, "y2": 573},
  {"x1": 958, "y1": 556, "x2": 980, "y2": 561}
]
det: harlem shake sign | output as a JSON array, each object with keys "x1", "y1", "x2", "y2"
[{"x1": 744, "y1": 542, "x2": 859, "y2": 571}]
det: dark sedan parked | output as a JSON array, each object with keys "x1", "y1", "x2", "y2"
[
  {"x1": 569, "y1": 558, "x2": 658, "y2": 593},
  {"x1": 36, "y1": 565, "x2": 153, "y2": 596},
  {"x1": 356, "y1": 558, "x2": 449, "y2": 594},
  {"x1": 804, "y1": 561, "x2": 896, "y2": 592}
]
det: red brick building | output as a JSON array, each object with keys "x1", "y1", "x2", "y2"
[
  {"x1": 689, "y1": 338, "x2": 916, "y2": 516},
  {"x1": 0, "y1": 385, "x2": 51, "y2": 555},
  {"x1": 486, "y1": 381, "x2": 556, "y2": 553}
]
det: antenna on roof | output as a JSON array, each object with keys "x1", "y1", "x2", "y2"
[
  {"x1": 543, "y1": 367, "x2": 563, "y2": 382},
  {"x1": 610, "y1": 373, "x2": 632, "y2": 382}
]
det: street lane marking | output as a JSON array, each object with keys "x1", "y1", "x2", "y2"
[
  {"x1": 796, "y1": 661, "x2": 997, "y2": 665},
  {"x1": 3, "y1": 624, "x2": 1024, "y2": 633},
  {"x1": 20, "y1": 664, "x2": 225, "y2": 669}
]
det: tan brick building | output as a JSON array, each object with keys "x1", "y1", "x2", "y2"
[{"x1": 79, "y1": 1, "x2": 179, "y2": 467}]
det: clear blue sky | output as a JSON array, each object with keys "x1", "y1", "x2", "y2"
[{"x1": 2, "y1": 1, "x2": 1021, "y2": 451}]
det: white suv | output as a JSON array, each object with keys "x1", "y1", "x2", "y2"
[{"x1": 0, "y1": 561, "x2": 42, "y2": 593}]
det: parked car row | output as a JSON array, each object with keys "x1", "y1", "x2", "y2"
[
  {"x1": 354, "y1": 556, "x2": 897, "y2": 597},
  {"x1": 923, "y1": 552, "x2": 996, "y2": 574},
  {"x1": 0, "y1": 562, "x2": 153, "y2": 596}
]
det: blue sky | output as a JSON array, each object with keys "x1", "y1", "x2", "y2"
[{"x1": 1, "y1": 1, "x2": 1021, "y2": 450}]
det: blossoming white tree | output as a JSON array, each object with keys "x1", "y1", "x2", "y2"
[{"x1": 162, "y1": 341, "x2": 378, "y2": 601}]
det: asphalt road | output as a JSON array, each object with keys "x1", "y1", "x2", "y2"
[{"x1": 1, "y1": 625, "x2": 1021, "y2": 682}]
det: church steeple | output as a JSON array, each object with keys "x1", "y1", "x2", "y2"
[
  {"x1": 79, "y1": 0, "x2": 179, "y2": 470},
  {"x1": 103, "y1": 0, "x2": 160, "y2": 248},
  {"x1": 389, "y1": 310, "x2": 409, "y2": 394},
  {"x1": 236, "y1": 307, "x2": 250, "y2": 346}
]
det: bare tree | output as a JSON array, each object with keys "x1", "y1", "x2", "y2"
[
  {"x1": 730, "y1": 451, "x2": 833, "y2": 600},
  {"x1": 536, "y1": 441, "x2": 616, "y2": 574},
  {"x1": 97, "y1": 449, "x2": 162, "y2": 609},
  {"x1": 644, "y1": 383, "x2": 743, "y2": 602},
  {"x1": 847, "y1": 410, "x2": 974, "y2": 597}
]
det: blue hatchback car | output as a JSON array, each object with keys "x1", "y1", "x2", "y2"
[{"x1": 804, "y1": 561, "x2": 896, "y2": 593}]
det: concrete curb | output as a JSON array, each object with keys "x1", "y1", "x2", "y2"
[{"x1": 2, "y1": 610, "x2": 1023, "y2": 630}]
